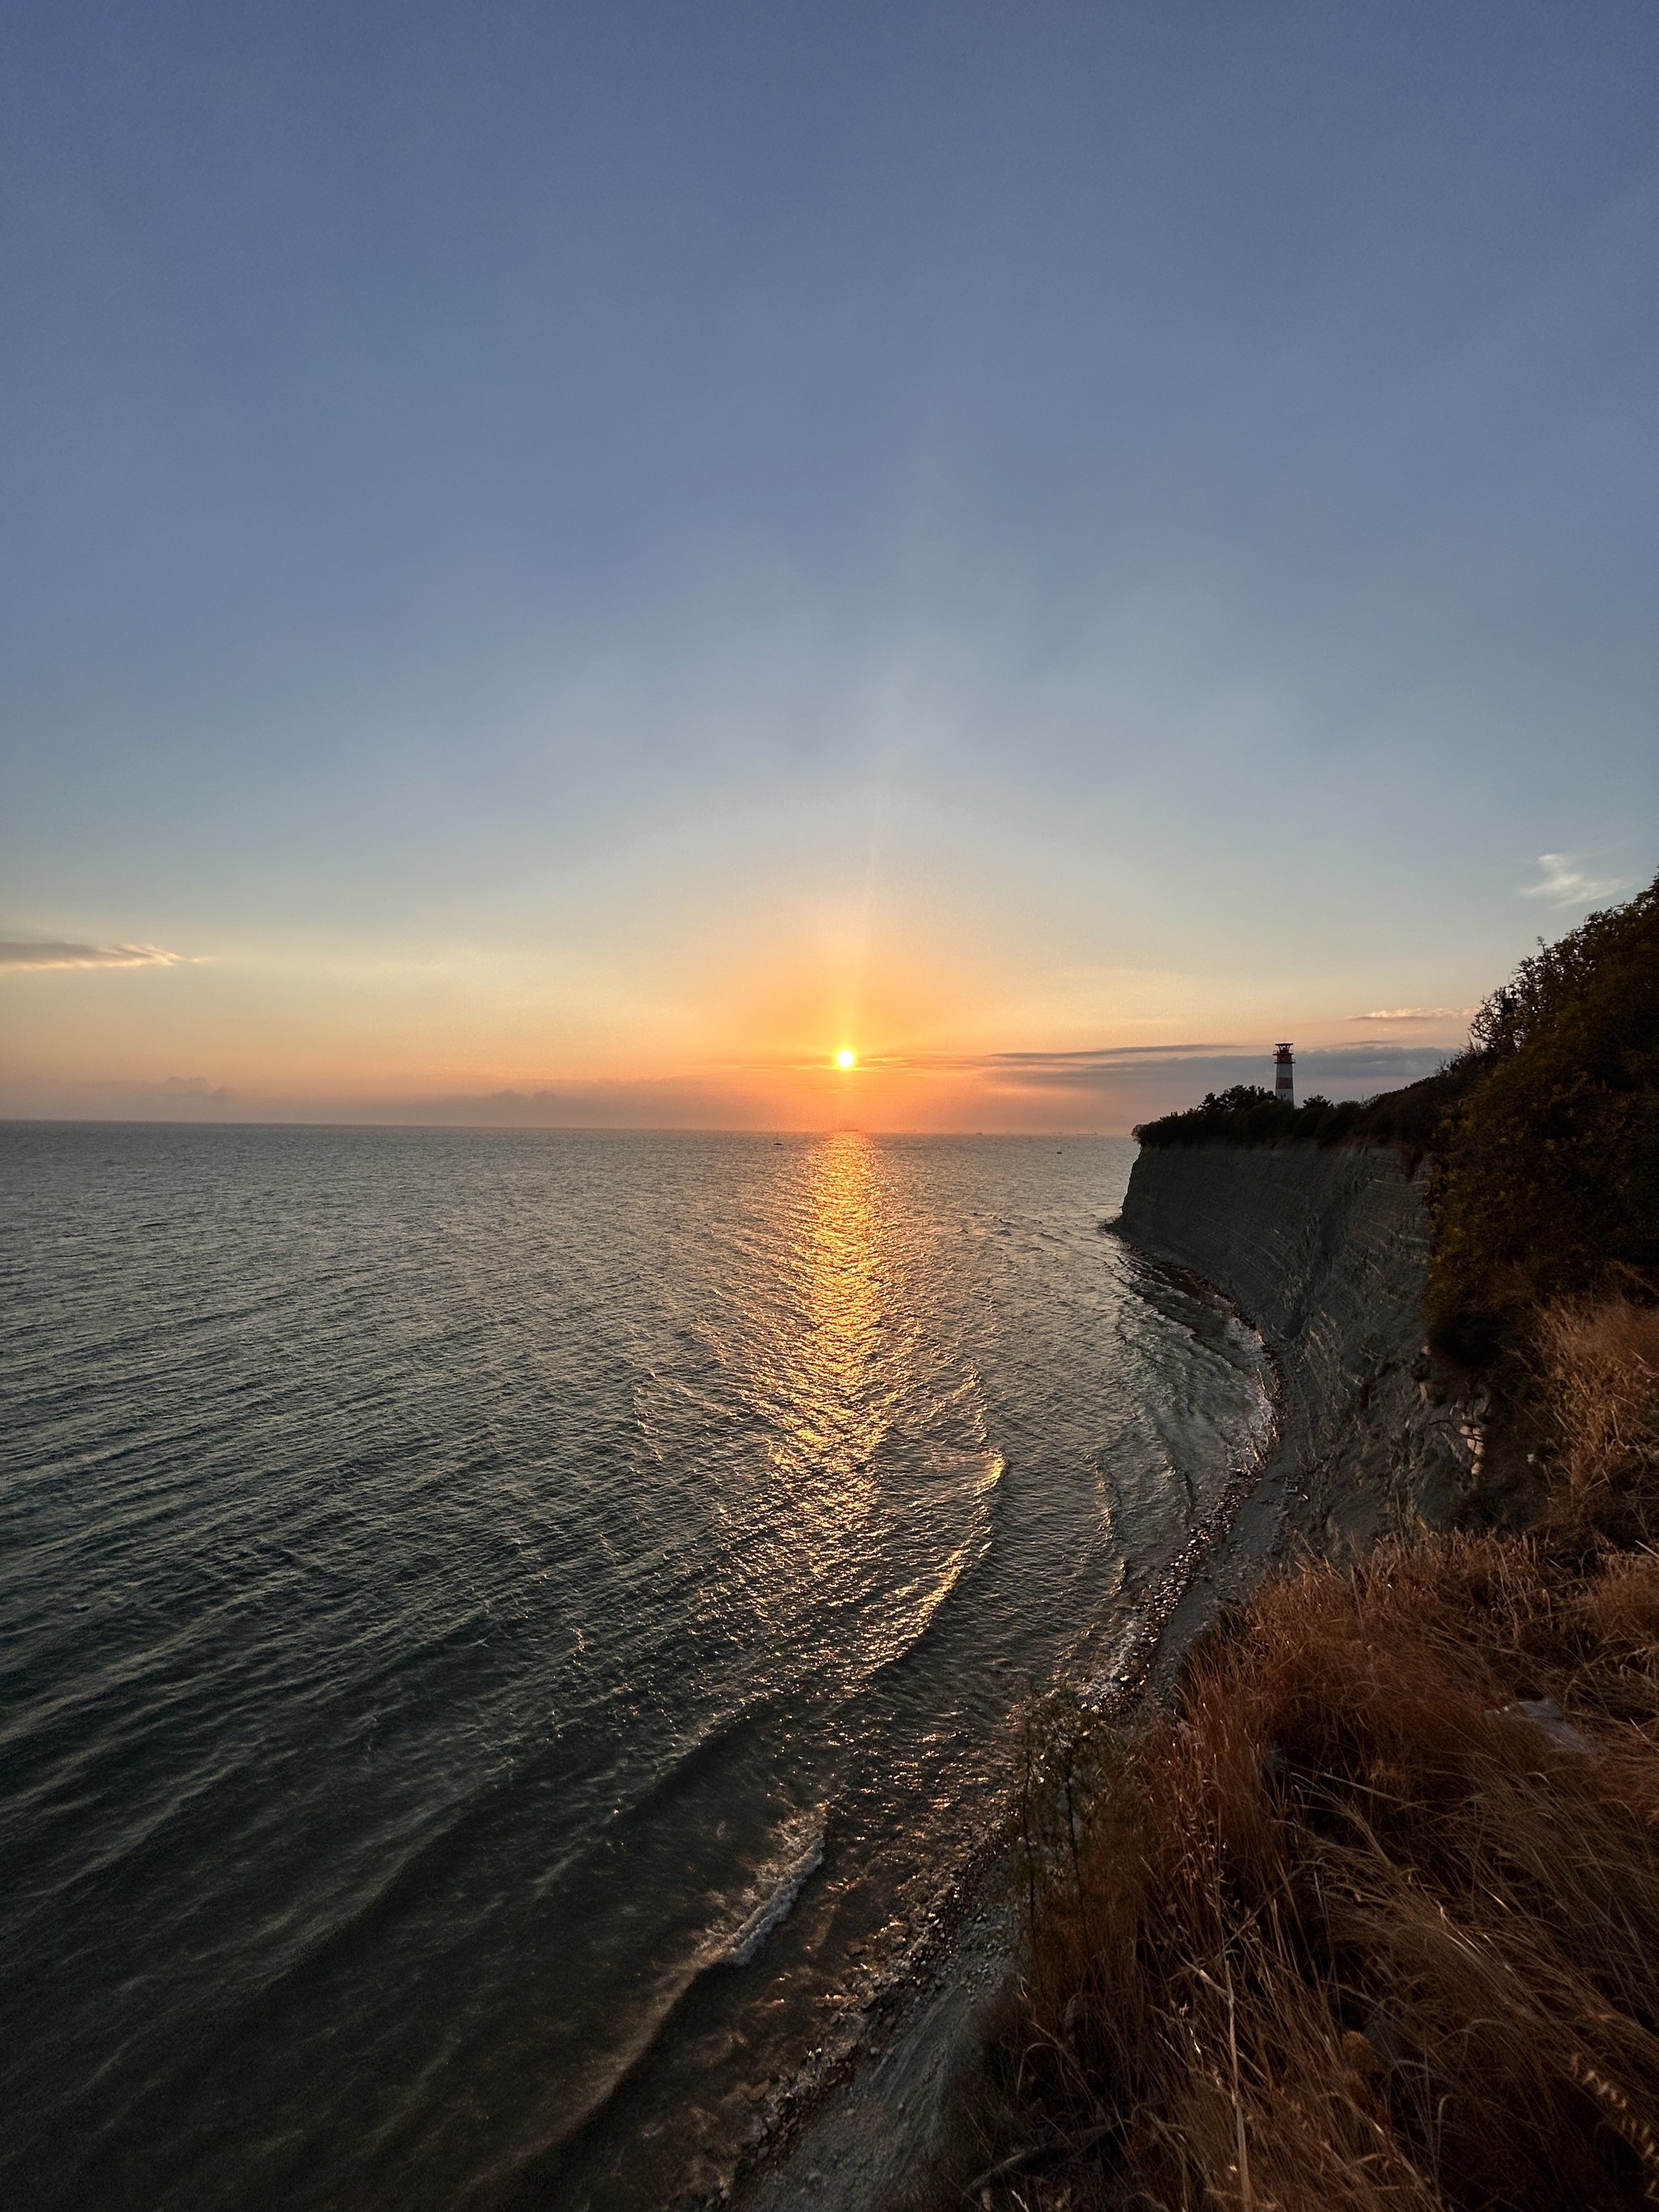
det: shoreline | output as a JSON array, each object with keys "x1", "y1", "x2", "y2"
[
  {"x1": 726, "y1": 1136, "x2": 1473, "y2": 2210},
  {"x1": 724, "y1": 1242, "x2": 1296, "y2": 2210}
]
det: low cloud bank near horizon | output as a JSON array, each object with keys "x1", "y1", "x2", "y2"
[
  {"x1": 0, "y1": 1073, "x2": 761, "y2": 1131},
  {"x1": 0, "y1": 1042, "x2": 1458, "y2": 1135},
  {"x1": 0, "y1": 1075, "x2": 237, "y2": 1116}
]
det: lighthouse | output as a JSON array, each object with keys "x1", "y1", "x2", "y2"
[{"x1": 1275, "y1": 1042, "x2": 1294, "y2": 1106}]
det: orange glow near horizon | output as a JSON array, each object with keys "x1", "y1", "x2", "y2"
[{"x1": 0, "y1": 901, "x2": 1482, "y2": 1133}]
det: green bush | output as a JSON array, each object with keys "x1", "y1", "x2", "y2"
[
  {"x1": 1133, "y1": 1084, "x2": 1292, "y2": 1148},
  {"x1": 1132, "y1": 1062, "x2": 1479, "y2": 1161},
  {"x1": 1427, "y1": 874, "x2": 1659, "y2": 1331}
]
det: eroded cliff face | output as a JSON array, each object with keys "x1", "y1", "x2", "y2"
[{"x1": 1119, "y1": 1143, "x2": 1478, "y2": 1558}]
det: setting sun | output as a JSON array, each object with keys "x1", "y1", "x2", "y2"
[{"x1": 834, "y1": 1048, "x2": 855, "y2": 1070}]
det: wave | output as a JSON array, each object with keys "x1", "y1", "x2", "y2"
[{"x1": 719, "y1": 1820, "x2": 826, "y2": 1967}]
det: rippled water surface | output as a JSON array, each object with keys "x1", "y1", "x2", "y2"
[{"x1": 1, "y1": 1125, "x2": 1268, "y2": 2210}]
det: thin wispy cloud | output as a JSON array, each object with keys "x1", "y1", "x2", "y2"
[
  {"x1": 761, "y1": 1044, "x2": 1235, "y2": 1077},
  {"x1": 983, "y1": 1045, "x2": 1233, "y2": 1069},
  {"x1": 970, "y1": 1044, "x2": 1454, "y2": 1089},
  {"x1": 1350, "y1": 1007, "x2": 1472, "y2": 1024},
  {"x1": 0, "y1": 938, "x2": 185, "y2": 971},
  {"x1": 813, "y1": 1042, "x2": 1456, "y2": 1089},
  {"x1": 1519, "y1": 855, "x2": 1631, "y2": 907}
]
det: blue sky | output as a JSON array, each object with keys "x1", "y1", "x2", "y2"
[{"x1": 2, "y1": 1, "x2": 1655, "y2": 1127}]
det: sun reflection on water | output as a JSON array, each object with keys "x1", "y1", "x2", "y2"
[
  {"x1": 701, "y1": 1132, "x2": 1004, "y2": 1687},
  {"x1": 780, "y1": 1132, "x2": 889, "y2": 1512}
]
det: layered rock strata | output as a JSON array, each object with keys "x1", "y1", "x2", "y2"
[{"x1": 1118, "y1": 1142, "x2": 1477, "y2": 1558}]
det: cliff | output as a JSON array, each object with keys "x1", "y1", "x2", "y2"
[
  {"x1": 747, "y1": 1143, "x2": 1488, "y2": 2212},
  {"x1": 1118, "y1": 1142, "x2": 1478, "y2": 1558}
]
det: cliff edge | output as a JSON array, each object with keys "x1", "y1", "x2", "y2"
[{"x1": 1118, "y1": 1142, "x2": 1477, "y2": 1558}]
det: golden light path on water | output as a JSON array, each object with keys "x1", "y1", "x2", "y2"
[
  {"x1": 808, "y1": 1136, "x2": 1000, "y2": 1664},
  {"x1": 723, "y1": 1133, "x2": 1002, "y2": 1684}
]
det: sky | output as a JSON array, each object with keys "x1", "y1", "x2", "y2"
[{"x1": 2, "y1": 0, "x2": 1655, "y2": 1131}]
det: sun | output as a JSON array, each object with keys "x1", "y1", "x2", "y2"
[{"x1": 834, "y1": 1048, "x2": 856, "y2": 1070}]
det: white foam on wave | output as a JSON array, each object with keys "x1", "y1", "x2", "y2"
[{"x1": 720, "y1": 1821, "x2": 826, "y2": 1967}]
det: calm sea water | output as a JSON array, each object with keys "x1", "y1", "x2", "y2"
[{"x1": 0, "y1": 1125, "x2": 1268, "y2": 2210}]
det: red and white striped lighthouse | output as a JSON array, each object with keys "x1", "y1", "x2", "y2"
[{"x1": 1274, "y1": 1042, "x2": 1294, "y2": 1106}]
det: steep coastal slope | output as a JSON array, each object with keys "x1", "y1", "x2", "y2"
[
  {"x1": 753, "y1": 1134, "x2": 1515, "y2": 2212},
  {"x1": 958, "y1": 885, "x2": 1659, "y2": 2212},
  {"x1": 749, "y1": 1144, "x2": 1491, "y2": 2212},
  {"x1": 1118, "y1": 1141, "x2": 1475, "y2": 1557}
]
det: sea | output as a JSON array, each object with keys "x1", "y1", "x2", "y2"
[{"x1": 0, "y1": 1123, "x2": 1270, "y2": 2210}]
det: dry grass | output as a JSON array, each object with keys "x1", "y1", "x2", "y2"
[
  {"x1": 1536, "y1": 1298, "x2": 1659, "y2": 1498},
  {"x1": 988, "y1": 1298, "x2": 1659, "y2": 2212}
]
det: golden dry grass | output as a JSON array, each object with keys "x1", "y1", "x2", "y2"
[
  {"x1": 1536, "y1": 1297, "x2": 1659, "y2": 1498},
  {"x1": 989, "y1": 1297, "x2": 1659, "y2": 2212}
]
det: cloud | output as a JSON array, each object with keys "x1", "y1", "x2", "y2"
[
  {"x1": 876, "y1": 1042, "x2": 1232, "y2": 1077},
  {"x1": 0, "y1": 1073, "x2": 235, "y2": 1118},
  {"x1": 0, "y1": 937, "x2": 185, "y2": 970},
  {"x1": 1350, "y1": 1007, "x2": 1472, "y2": 1024},
  {"x1": 984, "y1": 1044, "x2": 1234, "y2": 1069},
  {"x1": 868, "y1": 1041, "x2": 1457, "y2": 1093},
  {"x1": 1519, "y1": 855, "x2": 1631, "y2": 907},
  {"x1": 0, "y1": 1042, "x2": 1465, "y2": 1135},
  {"x1": 375, "y1": 1080, "x2": 757, "y2": 1127},
  {"x1": 0, "y1": 1075, "x2": 747, "y2": 1128}
]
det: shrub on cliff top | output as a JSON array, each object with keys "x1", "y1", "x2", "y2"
[
  {"x1": 1132, "y1": 1060, "x2": 1480, "y2": 1162},
  {"x1": 1132, "y1": 1083, "x2": 1294, "y2": 1149},
  {"x1": 1427, "y1": 872, "x2": 1659, "y2": 1330}
]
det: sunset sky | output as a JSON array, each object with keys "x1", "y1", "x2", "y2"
[{"x1": 4, "y1": 2, "x2": 1655, "y2": 1130}]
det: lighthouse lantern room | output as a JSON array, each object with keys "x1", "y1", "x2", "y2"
[{"x1": 1274, "y1": 1042, "x2": 1295, "y2": 1106}]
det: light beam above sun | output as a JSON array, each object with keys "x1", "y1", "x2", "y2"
[{"x1": 834, "y1": 1048, "x2": 855, "y2": 1070}]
